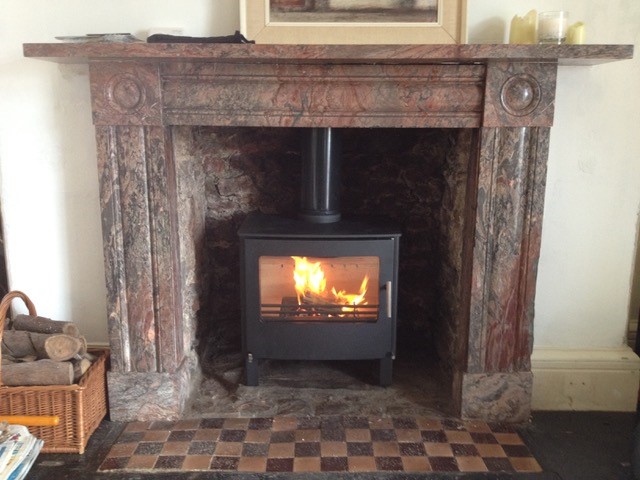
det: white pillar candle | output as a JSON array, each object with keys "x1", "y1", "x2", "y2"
[{"x1": 538, "y1": 11, "x2": 569, "y2": 44}]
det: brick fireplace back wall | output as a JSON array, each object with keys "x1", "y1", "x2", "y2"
[{"x1": 184, "y1": 126, "x2": 472, "y2": 374}]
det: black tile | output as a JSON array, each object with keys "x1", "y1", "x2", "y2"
[
  {"x1": 393, "y1": 417, "x2": 418, "y2": 429},
  {"x1": 375, "y1": 456, "x2": 404, "y2": 471},
  {"x1": 243, "y1": 442, "x2": 270, "y2": 457},
  {"x1": 421, "y1": 430, "x2": 447, "y2": 443},
  {"x1": 320, "y1": 456, "x2": 348, "y2": 472},
  {"x1": 451, "y1": 443, "x2": 480, "y2": 456},
  {"x1": 430, "y1": 456, "x2": 460, "y2": 472},
  {"x1": 343, "y1": 416, "x2": 370, "y2": 429},
  {"x1": 210, "y1": 456, "x2": 240, "y2": 471},
  {"x1": 168, "y1": 430, "x2": 196, "y2": 442},
  {"x1": 347, "y1": 442, "x2": 374, "y2": 456},
  {"x1": 483, "y1": 457, "x2": 516, "y2": 472},
  {"x1": 271, "y1": 430, "x2": 296, "y2": 443},
  {"x1": 489, "y1": 423, "x2": 517, "y2": 433},
  {"x1": 297, "y1": 416, "x2": 321, "y2": 429},
  {"x1": 266, "y1": 458, "x2": 294, "y2": 472},
  {"x1": 248, "y1": 417, "x2": 273, "y2": 430},
  {"x1": 154, "y1": 455, "x2": 185, "y2": 469},
  {"x1": 370, "y1": 429, "x2": 397, "y2": 442},
  {"x1": 502, "y1": 444, "x2": 533, "y2": 457},
  {"x1": 295, "y1": 442, "x2": 321, "y2": 457},
  {"x1": 134, "y1": 442, "x2": 164, "y2": 455},
  {"x1": 200, "y1": 418, "x2": 225, "y2": 429},
  {"x1": 188, "y1": 441, "x2": 217, "y2": 455},
  {"x1": 219, "y1": 429, "x2": 247, "y2": 442},
  {"x1": 470, "y1": 432, "x2": 498, "y2": 444},
  {"x1": 398, "y1": 442, "x2": 426, "y2": 456}
]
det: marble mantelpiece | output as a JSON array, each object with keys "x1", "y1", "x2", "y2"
[{"x1": 23, "y1": 43, "x2": 633, "y2": 422}]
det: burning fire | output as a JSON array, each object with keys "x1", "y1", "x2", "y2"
[{"x1": 291, "y1": 256, "x2": 369, "y2": 314}]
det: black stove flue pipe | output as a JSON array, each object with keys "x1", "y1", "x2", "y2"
[{"x1": 299, "y1": 127, "x2": 341, "y2": 223}]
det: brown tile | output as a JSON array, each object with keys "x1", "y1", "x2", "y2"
[
  {"x1": 149, "y1": 420, "x2": 176, "y2": 431},
  {"x1": 161, "y1": 441, "x2": 191, "y2": 455},
  {"x1": 272, "y1": 416, "x2": 297, "y2": 431},
  {"x1": 294, "y1": 457, "x2": 321, "y2": 472},
  {"x1": 100, "y1": 457, "x2": 129, "y2": 470},
  {"x1": 475, "y1": 443, "x2": 507, "y2": 458},
  {"x1": 210, "y1": 456, "x2": 239, "y2": 471},
  {"x1": 245, "y1": 429, "x2": 271, "y2": 443},
  {"x1": 238, "y1": 456, "x2": 268, "y2": 472},
  {"x1": 321, "y1": 456, "x2": 348, "y2": 472},
  {"x1": 268, "y1": 442, "x2": 295, "y2": 458},
  {"x1": 424, "y1": 442, "x2": 453, "y2": 457},
  {"x1": 464, "y1": 420, "x2": 492, "y2": 433},
  {"x1": 494, "y1": 433, "x2": 525, "y2": 445},
  {"x1": 348, "y1": 456, "x2": 378, "y2": 472},
  {"x1": 214, "y1": 442, "x2": 243, "y2": 456},
  {"x1": 375, "y1": 456, "x2": 404, "y2": 471},
  {"x1": 396, "y1": 428, "x2": 422, "y2": 442},
  {"x1": 321, "y1": 441, "x2": 347, "y2": 457},
  {"x1": 174, "y1": 418, "x2": 202, "y2": 430},
  {"x1": 223, "y1": 418, "x2": 250, "y2": 429},
  {"x1": 510, "y1": 457, "x2": 543, "y2": 472},
  {"x1": 372, "y1": 441, "x2": 400, "y2": 457},
  {"x1": 143, "y1": 430, "x2": 171, "y2": 442},
  {"x1": 402, "y1": 456, "x2": 432, "y2": 472},
  {"x1": 126, "y1": 454, "x2": 158, "y2": 469},
  {"x1": 124, "y1": 421, "x2": 151, "y2": 432},
  {"x1": 456, "y1": 456, "x2": 489, "y2": 472},
  {"x1": 182, "y1": 455, "x2": 214, "y2": 470},
  {"x1": 107, "y1": 442, "x2": 138, "y2": 457},
  {"x1": 266, "y1": 457, "x2": 294, "y2": 472},
  {"x1": 345, "y1": 428, "x2": 371, "y2": 442},
  {"x1": 116, "y1": 432, "x2": 144, "y2": 444},
  {"x1": 417, "y1": 417, "x2": 442, "y2": 430},
  {"x1": 154, "y1": 455, "x2": 185, "y2": 469},
  {"x1": 451, "y1": 443, "x2": 480, "y2": 456},
  {"x1": 445, "y1": 430, "x2": 473, "y2": 444},
  {"x1": 193, "y1": 429, "x2": 220, "y2": 441},
  {"x1": 296, "y1": 429, "x2": 321, "y2": 442}
]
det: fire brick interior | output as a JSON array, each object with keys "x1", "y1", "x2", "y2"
[{"x1": 184, "y1": 126, "x2": 472, "y2": 418}]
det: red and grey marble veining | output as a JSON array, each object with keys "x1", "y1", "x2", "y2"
[{"x1": 24, "y1": 43, "x2": 630, "y2": 422}]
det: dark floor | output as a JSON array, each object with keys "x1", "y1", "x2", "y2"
[{"x1": 27, "y1": 411, "x2": 636, "y2": 479}]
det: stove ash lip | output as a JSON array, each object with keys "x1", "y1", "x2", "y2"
[{"x1": 299, "y1": 127, "x2": 342, "y2": 224}]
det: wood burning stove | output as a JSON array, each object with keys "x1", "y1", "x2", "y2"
[{"x1": 239, "y1": 128, "x2": 401, "y2": 386}]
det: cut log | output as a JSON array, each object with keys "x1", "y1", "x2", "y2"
[
  {"x1": 72, "y1": 357, "x2": 92, "y2": 382},
  {"x1": 12, "y1": 314, "x2": 80, "y2": 337},
  {"x1": 1, "y1": 359, "x2": 74, "y2": 386},
  {"x1": 2, "y1": 331, "x2": 84, "y2": 361}
]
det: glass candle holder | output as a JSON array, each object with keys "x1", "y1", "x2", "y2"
[{"x1": 538, "y1": 11, "x2": 569, "y2": 44}]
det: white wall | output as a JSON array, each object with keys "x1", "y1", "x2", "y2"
[
  {"x1": 1, "y1": 1, "x2": 638, "y2": 357},
  {"x1": 0, "y1": 0, "x2": 239, "y2": 343}
]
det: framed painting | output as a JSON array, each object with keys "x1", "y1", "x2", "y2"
[{"x1": 240, "y1": 0, "x2": 467, "y2": 45}]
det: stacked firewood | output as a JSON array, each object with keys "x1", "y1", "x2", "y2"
[{"x1": 1, "y1": 315, "x2": 94, "y2": 386}]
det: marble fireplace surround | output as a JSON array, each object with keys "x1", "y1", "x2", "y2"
[{"x1": 24, "y1": 43, "x2": 632, "y2": 423}]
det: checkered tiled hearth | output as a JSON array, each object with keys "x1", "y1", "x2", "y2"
[{"x1": 99, "y1": 416, "x2": 542, "y2": 474}]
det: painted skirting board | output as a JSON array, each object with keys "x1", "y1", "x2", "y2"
[{"x1": 531, "y1": 346, "x2": 640, "y2": 411}]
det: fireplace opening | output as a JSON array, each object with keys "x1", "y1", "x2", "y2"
[{"x1": 185, "y1": 126, "x2": 473, "y2": 417}]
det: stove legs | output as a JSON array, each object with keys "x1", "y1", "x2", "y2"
[
  {"x1": 245, "y1": 353, "x2": 259, "y2": 386},
  {"x1": 380, "y1": 354, "x2": 393, "y2": 387}
]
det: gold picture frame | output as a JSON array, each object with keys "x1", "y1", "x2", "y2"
[{"x1": 240, "y1": 0, "x2": 467, "y2": 45}]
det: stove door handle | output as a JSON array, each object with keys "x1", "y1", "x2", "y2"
[{"x1": 386, "y1": 280, "x2": 392, "y2": 319}]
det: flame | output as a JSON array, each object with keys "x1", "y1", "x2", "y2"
[{"x1": 291, "y1": 256, "x2": 368, "y2": 315}]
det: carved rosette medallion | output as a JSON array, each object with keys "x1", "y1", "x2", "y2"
[
  {"x1": 106, "y1": 73, "x2": 146, "y2": 114},
  {"x1": 500, "y1": 74, "x2": 541, "y2": 117},
  {"x1": 89, "y1": 62, "x2": 162, "y2": 125}
]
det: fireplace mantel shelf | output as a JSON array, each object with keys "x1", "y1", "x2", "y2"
[{"x1": 24, "y1": 42, "x2": 632, "y2": 66}]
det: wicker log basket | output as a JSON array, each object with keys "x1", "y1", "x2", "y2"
[{"x1": 0, "y1": 291, "x2": 108, "y2": 454}]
